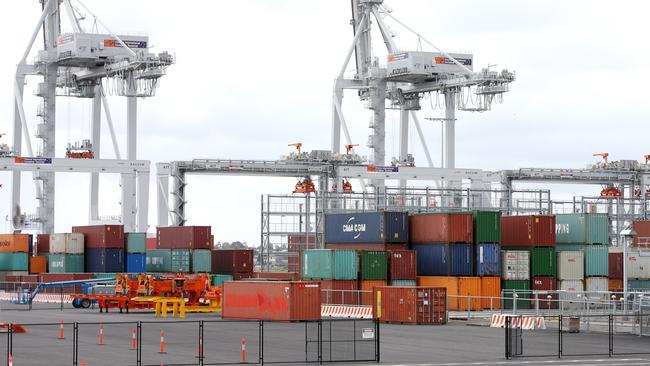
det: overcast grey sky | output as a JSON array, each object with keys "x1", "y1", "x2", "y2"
[{"x1": 1, "y1": 1, "x2": 649, "y2": 244}]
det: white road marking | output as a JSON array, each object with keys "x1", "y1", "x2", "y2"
[{"x1": 380, "y1": 359, "x2": 650, "y2": 366}]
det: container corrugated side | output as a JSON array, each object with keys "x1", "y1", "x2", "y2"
[
  {"x1": 409, "y1": 213, "x2": 473, "y2": 244},
  {"x1": 48, "y1": 254, "x2": 84, "y2": 273},
  {"x1": 192, "y1": 249, "x2": 212, "y2": 273},
  {"x1": 557, "y1": 251, "x2": 584, "y2": 280},
  {"x1": 417, "y1": 276, "x2": 459, "y2": 310},
  {"x1": 480, "y1": 277, "x2": 501, "y2": 310},
  {"x1": 125, "y1": 253, "x2": 146, "y2": 273},
  {"x1": 584, "y1": 245, "x2": 608, "y2": 277},
  {"x1": 301, "y1": 250, "x2": 333, "y2": 280},
  {"x1": 145, "y1": 249, "x2": 172, "y2": 272},
  {"x1": 0, "y1": 253, "x2": 29, "y2": 271},
  {"x1": 585, "y1": 277, "x2": 608, "y2": 300},
  {"x1": 609, "y1": 252, "x2": 623, "y2": 279},
  {"x1": 50, "y1": 233, "x2": 84, "y2": 254},
  {"x1": 555, "y1": 213, "x2": 609, "y2": 244},
  {"x1": 390, "y1": 280, "x2": 416, "y2": 286},
  {"x1": 85, "y1": 248, "x2": 124, "y2": 273},
  {"x1": 628, "y1": 280, "x2": 650, "y2": 290},
  {"x1": 72, "y1": 225, "x2": 124, "y2": 249},
  {"x1": 501, "y1": 250, "x2": 530, "y2": 281},
  {"x1": 412, "y1": 244, "x2": 448, "y2": 276},
  {"x1": 37, "y1": 234, "x2": 50, "y2": 253},
  {"x1": 0, "y1": 234, "x2": 30, "y2": 253},
  {"x1": 473, "y1": 211, "x2": 500, "y2": 244},
  {"x1": 373, "y1": 286, "x2": 447, "y2": 324},
  {"x1": 359, "y1": 251, "x2": 388, "y2": 280},
  {"x1": 125, "y1": 233, "x2": 146, "y2": 253},
  {"x1": 211, "y1": 249, "x2": 254, "y2": 274},
  {"x1": 530, "y1": 247, "x2": 556, "y2": 277},
  {"x1": 332, "y1": 250, "x2": 358, "y2": 280},
  {"x1": 319, "y1": 280, "x2": 359, "y2": 305},
  {"x1": 502, "y1": 280, "x2": 530, "y2": 310},
  {"x1": 627, "y1": 251, "x2": 650, "y2": 279},
  {"x1": 212, "y1": 274, "x2": 234, "y2": 287},
  {"x1": 475, "y1": 243, "x2": 500, "y2": 276},
  {"x1": 558, "y1": 279, "x2": 584, "y2": 303},
  {"x1": 359, "y1": 280, "x2": 387, "y2": 305},
  {"x1": 632, "y1": 221, "x2": 650, "y2": 246},
  {"x1": 531, "y1": 276, "x2": 557, "y2": 309},
  {"x1": 157, "y1": 226, "x2": 211, "y2": 250},
  {"x1": 457, "y1": 277, "x2": 481, "y2": 311},
  {"x1": 388, "y1": 250, "x2": 416, "y2": 280},
  {"x1": 324, "y1": 212, "x2": 408, "y2": 244},
  {"x1": 501, "y1": 215, "x2": 556, "y2": 247},
  {"x1": 171, "y1": 249, "x2": 191, "y2": 273},
  {"x1": 449, "y1": 244, "x2": 472, "y2": 276}
]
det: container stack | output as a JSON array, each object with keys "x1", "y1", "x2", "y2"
[
  {"x1": 49, "y1": 233, "x2": 84, "y2": 273},
  {"x1": 473, "y1": 211, "x2": 502, "y2": 310},
  {"x1": 608, "y1": 247, "x2": 623, "y2": 291},
  {"x1": 628, "y1": 220, "x2": 650, "y2": 290},
  {"x1": 151, "y1": 226, "x2": 212, "y2": 273},
  {"x1": 287, "y1": 235, "x2": 316, "y2": 273},
  {"x1": 0, "y1": 234, "x2": 31, "y2": 275},
  {"x1": 125, "y1": 233, "x2": 146, "y2": 273},
  {"x1": 73, "y1": 225, "x2": 124, "y2": 273},
  {"x1": 211, "y1": 249, "x2": 254, "y2": 279}
]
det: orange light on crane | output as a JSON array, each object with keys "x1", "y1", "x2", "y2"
[
  {"x1": 593, "y1": 153, "x2": 609, "y2": 166},
  {"x1": 344, "y1": 144, "x2": 358, "y2": 154},
  {"x1": 288, "y1": 143, "x2": 303, "y2": 155}
]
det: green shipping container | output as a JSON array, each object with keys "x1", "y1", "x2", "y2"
[
  {"x1": 333, "y1": 250, "x2": 358, "y2": 280},
  {"x1": 212, "y1": 274, "x2": 233, "y2": 287},
  {"x1": 48, "y1": 254, "x2": 84, "y2": 273},
  {"x1": 146, "y1": 249, "x2": 172, "y2": 272},
  {"x1": 473, "y1": 210, "x2": 501, "y2": 244},
  {"x1": 555, "y1": 213, "x2": 609, "y2": 245},
  {"x1": 302, "y1": 250, "x2": 359, "y2": 280},
  {"x1": 502, "y1": 280, "x2": 530, "y2": 310},
  {"x1": 0, "y1": 253, "x2": 29, "y2": 271},
  {"x1": 531, "y1": 247, "x2": 556, "y2": 277},
  {"x1": 628, "y1": 280, "x2": 650, "y2": 290},
  {"x1": 192, "y1": 250, "x2": 212, "y2": 273},
  {"x1": 359, "y1": 251, "x2": 388, "y2": 280},
  {"x1": 125, "y1": 233, "x2": 146, "y2": 253},
  {"x1": 171, "y1": 249, "x2": 191, "y2": 273},
  {"x1": 584, "y1": 245, "x2": 608, "y2": 277}
]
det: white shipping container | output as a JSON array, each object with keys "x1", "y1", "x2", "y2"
[
  {"x1": 558, "y1": 280, "x2": 584, "y2": 305},
  {"x1": 627, "y1": 251, "x2": 650, "y2": 279},
  {"x1": 557, "y1": 251, "x2": 584, "y2": 280},
  {"x1": 585, "y1": 277, "x2": 608, "y2": 301},
  {"x1": 501, "y1": 250, "x2": 530, "y2": 281},
  {"x1": 49, "y1": 233, "x2": 84, "y2": 254}
]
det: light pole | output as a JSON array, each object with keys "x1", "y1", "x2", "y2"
[{"x1": 620, "y1": 225, "x2": 637, "y2": 312}]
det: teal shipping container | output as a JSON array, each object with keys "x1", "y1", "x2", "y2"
[
  {"x1": 390, "y1": 279, "x2": 416, "y2": 286},
  {"x1": 0, "y1": 253, "x2": 28, "y2": 271},
  {"x1": 93, "y1": 273, "x2": 117, "y2": 280},
  {"x1": 171, "y1": 249, "x2": 191, "y2": 273},
  {"x1": 212, "y1": 274, "x2": 234, "y2": 287},
  {"x1": 146, "y1": 249, "x2": 172, "y2": 272},
  {"x1": 192, "y1": 249, "x2": 212, "y2": 273},
  {"x1": 531, "y1": 247, "x2": 556, "y2": 277},
  {"x1": 302, "y1": 249, "x2": 358, "y2": 280},
  {"x1": 555, "y1": 244, "x2": 584, "y2": 252},
  {"x1": 584, "y1": 245, "x2": 608, "y2": 277},
  {"x1": 48, "y1": 254, "x2": 84, "y2": 273},
  {"x1": 555, "y1": 213, "x2": 609, "y2": 245},
  {"x1": 628, "y1": 280, "x2": 650, "y2": 290},
  {"x1": 502, "y1": 280, "x2": 530, "y2": 310},
  {"x1": 125, "y1": 233, "x2": 146, "y2": 253},
  {"x1": 359, "y1": 251, "x2": 388, "y2": 280},
  {"x1": 333, "y1": 250, "x2": 358, "y2": 280},
  {"x1": 473, "y1": 210, "x2": 501, "y2": 244}
]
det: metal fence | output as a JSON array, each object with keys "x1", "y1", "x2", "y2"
[
  {"x1": 505, "y1": 313, "x2": 650, "y2": 360},
  {"x1": 1, "y1": 318, "x2": 379, "y2": 365}
]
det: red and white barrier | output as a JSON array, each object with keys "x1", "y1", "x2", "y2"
[
  {"x1": 490, "y1": 314, "x2": 546, "y2": 330},
  {"x1": 321, "y1": 305, "x2": 373, "y2": 319}
]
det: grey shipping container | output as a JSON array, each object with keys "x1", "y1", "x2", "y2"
[
  {"x1": 192, "y1": 250, "x2": 212, "y2": 273},
  {"x1": 324, "y1": 212, "x2": 408, "y2": 244},
  {"x1": 171, "y1": 249, "x2": 191, "y2": 273},
  {"x1": 126, "y1": 233, "x2": 146, "y2": 253},
  {"x1": 146, "y1": 249, "x2": 172, "y2": 272}
]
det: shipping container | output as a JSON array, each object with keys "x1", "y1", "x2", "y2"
[
  {"x1": 390, "y1": 280, "x2": 416, "y2": 286},
  {"x1": 145, "y1": 237, "x2": 157, "y2": 251},
  {"x1": 457, "y1": 277, "x2": 481, "y2": 311},
  {"x1": 37, "y1": 234, "x2": 50, "y2": 253},
  {"x1": 324, "y1": 212, "x2": 408, "y2": 244},
  {"x1": 608, "y1": 278, "x2": 623, "y2": 292},
  {"x1": 50, "y1": 233, "x2": 84, "y2": 254},
  {"x1": 417, "y1": 276, "x2": 459, "y2": 310},
  {"x1": 585, "y1": 277, "x2": 608, "y2": 300},
  {"x1": 558, "y1": 279, "x2": 584, "y2": 304},
  {"x1": 332, "y1": 250, "x2": 358, "y2": 280},
  {"x1": 125, "y1": 233, "x2": 146, "y2": 253},
  {"x1": 0, "y1": 234, "x2": 30, "y2": 253},
  {"x1": 211, "y1": 249, "x2": 254, "y2": 274},
  {"x1": 324, "y1": 243, "x2": 408, "y2": 251},
  {"x1": 288, "y1": 235, "x2": 317, "y2": 273},
  {"x1": 125, "y1": 253, "x2": 146, "y2": 273},
  {"x1": 212, "y1": 274, "x2": 233, "y2": 287},
  {"x1": 609, "y1": 252, "x2": 623, "y2": 279},
  {"x1": 628, "y1": 279, "x2": 650, "y2": 290},
  {"x1": 319, "y1": 280, "x2": 359, "y2": 305},
  {"x1": 40, "y1": 273, "x2": 85, "y2": 294},
  {"x1": 157, "y1": 226, "x2": 211, "y2": 250},
  {"x1": 359, "y1": 251, "x2": 388, "y2": 280},
  {"x1": 449, "y1": 244, "x2": 473, "y2": 276},
  {"x1": 72, "y1": 225, "x2": 124, "y2": 249},
  {"x1": 500, "y1": 215, "x2": 556, "y2": 247},
  {"x1": 48, "y1": 254, "x2": 84, "y2": 273},
  {"x1": 301, "y1": 250, "x2": 358, "y2": 280},
  {"x1": 557, "y1": 251, "x2": 584, "y2": 280},
  {"x1": 0, "y1": 253, "x2": 28, "y2": 271},
  {"x1": 531, "y1": 276, "x2": 557, "y2": 309},
  {"x1": 171, "y1": 249, "x2": 191, "y2": 273},
  {"x1": 501, "y1": 250, "x2": 530, "y2": 281},
  {"x1": 555, "y1": 244, "x2": 584, "y2": 252},
  {"x1": 192, "y1": 249, "x2": 211, "y2": 273},
  {"x1": 632, "y1": 221, "x2": 650, "y2": 246},
  {"x1": 584, "y1": 245, "x2": 608, "y2": 277},
  {"x1": 627, "y1": 251, "x2": 650, "y2": 279},
  {"x1": 388, "y1": 250, "x2": 416, "y2": 280},
  {"x1": 360, "y1": 280, "x2": 387, "y2": 305},
  {"x1": 253, "y1": 272, "x2": 300, "y2": 281},
  {"x1": 480, "y1": 276, "x2": 501, "y2": 310},
  {"x1": 531, "y1": 247, "x2": 556, "y2": 277},
  {"x1": 373, "y1": 286, "x2": 447, "y2": 324},
  {"x1": 222, "y1": 281, "x2": 321, "y2": 321},
  {"x1": 409, "y1": 213, "x2": 473, "y2": 244},
  {"x1": 146, "y1": 249, "x2": 172, "y2": 272},
  {"x1": 473, "y1": 211, "x2": 501, "y2": 244},
  {"x1": 85, "y1": 248, "x2": 124, "y2": 273},
  {"x1": 29, "y1": 256, "x2": 47, "y2": 274},
  {"x1": 475, "y1": 243, "x2": 500, "y2": 276},
  {"x1": 412, "y1": 244, "x2": 448, "y2": 276},
  {"x1": 502, "y1": 280, "x2": 530, "y2": 310},
  {"x1": 555, "y1": 213, "x2": 609, "y2": 245}
]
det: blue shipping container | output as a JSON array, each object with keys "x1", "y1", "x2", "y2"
[
  {"x1": 126, "y1": 253, "x2": 146, "y2": 273},
  {"x1": 449, "y1": 244, "x2": 473, "y2": 276},
  {"x1": 85, "y1": 248, "x2": 124, "y2": 273},
  {"x1": 324, "y1": 212, "x2": 408, "y2": 244},
  {"x1": 413, "y1": 244, "x2": 449, "y2": 276},
  {"x1": 475, "y1": 243, "x2": 501, "y2": 276}
]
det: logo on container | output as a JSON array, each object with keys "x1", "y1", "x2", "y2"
[
  {"x1": 342, "y1": 217, "x2": 366, "y2": 239},
  {"x1": 556, "y1": 224, "x2": 570, "y2": 234}
]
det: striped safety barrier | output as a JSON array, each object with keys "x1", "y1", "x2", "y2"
[
  {"x1": 0, "y1": 291, "x2": 72, "y2": 304},
  {"x1": 490, "y1": 314, "x2": 546, "y2": 330},
  {"x1": 321, "y1": 305, "x2": 373, "y2": 319}
]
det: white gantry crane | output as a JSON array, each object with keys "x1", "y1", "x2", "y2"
[
  {"x1": 8, "y1": 0, "x2": 173, "y2": 233},
  {"x1": 332, "y1": 0, "x2": 515, "y2": 190}
]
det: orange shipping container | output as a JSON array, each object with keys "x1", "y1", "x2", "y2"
[
  {"x1": 457, "y1": 277, "x2": 482, "y2": 311},
  {"x1": 417, "y1": 276, "x2": 459, "y2": 310},
  {"x1": 480, "y1": 276, "x2": 501, "y2": 310},
  {"x1": 373, "y1": 286, "x2": 447, "y2": 324},
  {"x1": 29, "y1": 256, "x2": 47, "y2": 274},
  {"x1": 608, "y1": 278, "x2": 623, "y2": 292},
  {"x1": 360, "y1": 280, "x2": 387, "y2": 305},
  {"x1": 0, "y1": 234, "x2": 30, "y2": 253}
]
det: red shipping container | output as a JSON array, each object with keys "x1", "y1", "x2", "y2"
[
  {"x1": 253, "y1": 272, "x2": 300, "y2": 281},
  {"x1": 500, "y1": 215, "x2": 556, "y2": 247},
  {"x1": 531, "y1": 276, "x2": 557, "y2": 309},
  {"x1": 319, "y1": 280, "x2": 359, "y2": 305},
  {"x1": 409, "y1": 213, "x2": 473, "y2": 244},
  {"x1": 223, "y1": 281, "x2": 321, "y2": 321},
  {"x1": 212, "y1": 249, "x2": 254, "y2": 274},
  {"x1": 157, "y1": 226, "x2": 211, "y2": 250},
  {"x1": 633, "y1": 221, "x2": 650, "y2": 246},
  {"x1": 373, "y1": 286, "x2": 447, "y2": 325},
  {"x1": 37, "y1": 234, "x2": 50, "y2": 253},
  {"x1": 288, "y1": 235, "x2": 317, "y2": 273},
  {"x1": 40, "y1": 273, "x2": 76, "y2": 294},
  {"x1": 72, "y1": 225, "x2": 124, "y2": 249},
  {"x1": 609, "y1": 252, "x2": 623, "y2": 279},
  {"x1": 389, "y1": 250, "x2": 417, "y2": 280},
  {"x1": 323, "y1": 243, "x2": 408, "y2": 251},
  {"x1": 146, "y1": 237, "x2": 157, "y2": 251},
  {"x1": 232, "y1": 272, "x2": 255, "y2": 281}
]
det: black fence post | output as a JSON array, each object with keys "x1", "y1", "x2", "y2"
[
  {"x1": 137, "y1": 321, "x2": 142, "y2": 366},
  {"x1": 73, "y1": 322, "x2": 78, "y2": 366},
  {"x1": 260, "y1": 320, "x2": 264, "y2": 365},
  {"x1": 558, "y1": 316, "x2": 562, "y2": 359},
  {"x1": 504, "y1": 316, "x2": 510, "y2": 360},
  {"x1": 60, "y1": 286, "x2": 64, "y2": 311},
  {"x1": 318, "y1": 319, "x2": 323, "y2": 365},
  {"x1": 7, "y1": 323, "x2": 12, "y2": 366},
  {"x1": 375, "y1": 319, "x2": 380, "y2": 363},
  {"x1": 609, "y1": 314, "x2": 613, "y2": 357},
  {"x1": 199, "y1": 320, "x2": 204, "y2": 366}
]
